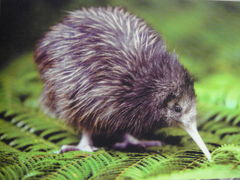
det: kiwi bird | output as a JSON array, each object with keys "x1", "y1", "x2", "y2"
[{"x1": 34, "y1": 7, "x2": 211, "y2": 160}]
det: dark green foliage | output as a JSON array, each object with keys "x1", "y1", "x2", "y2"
[{"x1": 1, "y1": 1, "x2": 240, "y2": 179}]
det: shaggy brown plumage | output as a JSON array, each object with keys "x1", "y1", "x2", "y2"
[{"x1": 35, "y1": 7, "x2": 195, "y2": 137}]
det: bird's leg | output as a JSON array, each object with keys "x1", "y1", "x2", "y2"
[
  {"x1": 60, "y1": 130, "x2": 98, "y2": 153},
  {"x1": 113, "y1": 133, "x2": 163, "y2": 151}
]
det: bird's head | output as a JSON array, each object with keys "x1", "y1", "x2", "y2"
[
  {"x1": 162, "y1": 91, "x2": 211, "y2": 161},
  {"x1": 151, "y1": 59, "x2": 211, "y2": 161}
]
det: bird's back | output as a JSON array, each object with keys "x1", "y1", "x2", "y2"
[{"x1": 35, "y1": 7, "x2": 166, "y2": 76}]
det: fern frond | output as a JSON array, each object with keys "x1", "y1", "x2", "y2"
[
  {"x1": 212, "y1": 144, "x2": 240, "y2": 165},
  {"x1": 0, "y1": 119, "x2": 58, "y2": 152},
  {"x1": 145, "y1": 165, "x2": 240, "y2": 180},
  {"x1": 40, "y1": 151, "x2": 122, "y2": 180},
  {"x1": 115, "y1": 154, "x2": 167, "y2": 180}
]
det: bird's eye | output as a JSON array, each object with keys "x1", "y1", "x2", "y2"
[{"x1": 174, "y1": 104, "x2": 182, "y2": 113}]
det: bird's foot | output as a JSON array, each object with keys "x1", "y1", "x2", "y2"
[
  {"x1": 113, "y1": 134, "x2": 163, "y2": 151},
  {"x1": 60, "y1": 145, "x2": 98, "y2": 153},
  {"x1": 60, "y1": 144, "x2": 98, "y2": 153},
  {"x1": 60, "y1": 130, "x2": 98, "y2": 153}
]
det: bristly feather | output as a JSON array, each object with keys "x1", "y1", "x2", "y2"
[{"x1": 34, "y1": 7, "x2": 194, "y2": 136}]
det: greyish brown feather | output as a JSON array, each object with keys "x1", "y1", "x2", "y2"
[{"x1": 34, "y1": 7, "x2": 195, "y2": 136}]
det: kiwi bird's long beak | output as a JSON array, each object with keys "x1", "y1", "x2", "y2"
[{"x1": 180, "y1": 122, "x2": 211, "y2": 161}]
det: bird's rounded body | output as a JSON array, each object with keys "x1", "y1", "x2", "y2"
[{"x1": 33, "y1": 7, "x2": 211, "y2": 157}]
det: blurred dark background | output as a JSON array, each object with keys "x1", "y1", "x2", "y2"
[
  {"x1": 1, "y1": 0, "x2": 240, "y2": 77},
  {"x1": 0, "y1": 0, "x2": 109, "y2": 68}
]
